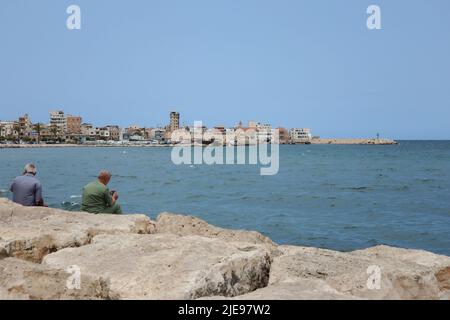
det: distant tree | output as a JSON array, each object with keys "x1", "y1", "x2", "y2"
[
  {"x1": 33, "y1": 123, "x2": 42, "y2": 143},
  {"x1": 6, "y1": 135, "x2": 15, "y2": 142},
  {"x1": 50, "y1": 124, "x2": 59, "y2": 142},
  {"x1": 13, "y1": 122, "x2": 21, "y2": 143}
]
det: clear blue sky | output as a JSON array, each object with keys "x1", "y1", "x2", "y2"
[{"x1": 1, "y1": 0, "x2": 449, "y2": 139}]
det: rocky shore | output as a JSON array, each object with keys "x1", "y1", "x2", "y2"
[{"x1": 0, "y1": 198, "x2": 449, "y2": 300}]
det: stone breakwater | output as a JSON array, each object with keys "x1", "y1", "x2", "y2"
[
  {"x1": 0, "y1": 198, "x2": 449, "y2": 300},
  {"x1": 310, "y1": 138, "x2": 397, "y2": 145}
]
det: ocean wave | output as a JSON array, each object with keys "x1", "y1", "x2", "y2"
[
  {"x1": 61, "y1": 201, "x2": 81, "y2": 211},
  {"x1": 114, "y1": 175, "x2": 138, "y2": 179},
  {"x1": 343, "y1": 186, "x2": 372, "y2": 192},
  {"x1": 187, "y1": 194, "x2": 204, "y2": 200},
  {"x1": 322, "y1": 183, "x2": 336, "y2": 187},
  {"x1": 415, "y1": 178, "x2": 435, "y2": 183},
  {"x1": 70, "y1": 195, "x2": 82, "y2": 198},
  {"x1": 393, "y1": 185, "x2": 410, "y2": 191}
]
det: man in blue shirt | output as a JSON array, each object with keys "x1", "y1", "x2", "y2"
[{"x1": 10, "y1": 164, "x2": 45, "y2": 207}]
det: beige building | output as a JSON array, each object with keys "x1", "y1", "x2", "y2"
[
  {"x1": 290, "y1": 128, "x2": 312, "y2": 143},
  {"x1": 96, "y1": 127, "x2": 110, "y2": 140},
  {"x1": 81, "y1": 123, "x2": 95, "y2": 136},
  {"x1": 18, "y1": 114, "x2": 32, "y2": 138},
  {"x1": 248, "y1": 121, "x2": 258, "y2": 129},
  {"x1": 106, "y1": 125, "x2": 120, "y2": 141},
  {"x1": 170, "y1": 111, "x2": 180, "y2": 132},
  {"x1": 66, "y1": 115, "x2": 82, "y2": 134}
]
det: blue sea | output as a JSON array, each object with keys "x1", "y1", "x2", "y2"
[{"x1": 1, "y1": 141, "x2": 449, "y2": 256}]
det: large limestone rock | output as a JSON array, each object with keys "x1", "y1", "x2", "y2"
[
  {"x1": 267, "y1": 245, "x2": 450, "y2": 300},
  {"x1": 0, "y1": 258, "x2": 114, "y2": 300},
  {"x1": 0, "y1": 240, "x2": 8, "y2": 259},
  {"x1": 0, "y1": 198, "x2": 155, "y2": 262},
  {"x1": 2, "y1": 198, "x2": 450, "y2": 300},
  {"x1": 43, "y1": 233, "x2": 271, "y2": 300},
  {"x1": 156, "y1": 212, "x2": 278, "y2": 253}
]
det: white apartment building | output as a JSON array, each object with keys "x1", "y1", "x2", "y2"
[
  {"x1": 290, "y1": 128, "x2": 312, "y2": 143},
  {"x1": 256, "y1": 123, "x2": 272, "y2": 143},
  {"x1": 49, "y1": 111, "x2": 67, "y2": 133},
  {"x1": 0, "y1": 121, "x2": 18, "y2": 138}
]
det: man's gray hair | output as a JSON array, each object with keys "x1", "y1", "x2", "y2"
[
  {"x1": 24, "y1": 163, "x2": 36, "y2": 174},
  {"x1": 98, "y1": 170, "x2": 112, "y2": 179}
]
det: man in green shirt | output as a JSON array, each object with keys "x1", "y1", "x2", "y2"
[{"x1": 81, "y1": 170, "x2": 122, "y2": 214}]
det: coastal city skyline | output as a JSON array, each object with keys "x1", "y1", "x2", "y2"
[{"x1": 0, "y1": 110, "x2": 317, "y2": 145}]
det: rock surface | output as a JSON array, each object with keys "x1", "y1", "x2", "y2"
[
  {"x1": 156, "y1": 212, "x2": 278, "y2": 252},
  {"x1": 0, "y1": 198, "x2": 155, "y2": 262},
  {"x1": 264, "y1": 245, "x2": 450, "y2": 300},
  {"x1": 43, "y1": 234, "x2": 271, "y2": 299},
  {"x1": 199, "y1": 280, "x2": 358, "y2": 300},
  {"x1": 1, "y1": 199, "x2": 450, "y2": 300},
  {"x1": 0, "y1": 258, "x2": 114, "y2": 300}
]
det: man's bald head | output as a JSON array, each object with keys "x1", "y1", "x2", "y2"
[{"x1": 98, "y1": 170, "x2": 112, "y2": 185}]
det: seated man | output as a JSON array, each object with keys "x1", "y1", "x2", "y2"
[
  {"x1": 81, "y1": 170, "x2": 122, "y2": 214},
  {"x1": 10, "y1": 164, "x2": 46, "y2": 207}
]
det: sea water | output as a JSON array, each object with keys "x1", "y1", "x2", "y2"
[{"x1": 1, "y1": 141, "x2": 449, "y2": 255}]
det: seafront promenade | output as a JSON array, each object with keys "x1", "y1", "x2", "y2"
[{"x1": 0, "y1": 198, "x2": 448, "y2": 300}]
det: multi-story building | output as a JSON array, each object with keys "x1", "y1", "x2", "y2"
[
  {"x1": 256, "y1": 123, "x2": 272, "y2": 143},
  {"x1": 66, "y1": 115, "x2": 82, "y2": 135},
  {"x1": 243, "y1": 121, "x2": 273, "y2": 143},
  {"x1": 18, "y1": 114, "x2": 32, "y2": 139},
  {"x1": 106, "y1": 125, "x2": 120, "y2": 141},
  {"x1": 290, "y1": 128, "x2": 312, "y2": 143},
  {"x1": 144, "y1": 128, "x2": 153, "y2": 140},
  {"x1": 213, "y1": 125, "x2": 226, "y2": 134},
  {"x1": 29, "y1": 122, "x2": 47, "y2": 143},
  {"x1": 49, "y1": 111, "x2": 67, "y2": 139},
  {"x1": 126, "y1": 125, "x2": 145, "y2": 137},
  {"x1": 149, "y1": 128, "x2": 166, "y2": 143},
  {"x1": 37, "y1": 124, "x2": 53, "y2": 142},
  {"x1": 81, "y1": 123, "x2": 96, "y2": 140},
  {"x1": 169, "y1": 111, "x2": 180, "y2": 132},
  {"x1": 95, "y1": 127, "x2": 110, "y2": 140},
  {"x1": 0, "y1": 121, "x2": 19, "y2": 140}
]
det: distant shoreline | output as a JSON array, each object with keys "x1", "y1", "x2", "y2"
[
  {"x1": 0, "y1": 138, "x2": 397, "y2": 148},
  {"x1": 0, "y1": 144, "x2": 170, "y2": 149},
  {"x1": 0, "y1": 139, "x2": 398, "y2": 149}
]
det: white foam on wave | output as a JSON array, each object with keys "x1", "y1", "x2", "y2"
[{"x1": 70, "y1": 195, "x2": 82, "y2": 198}]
